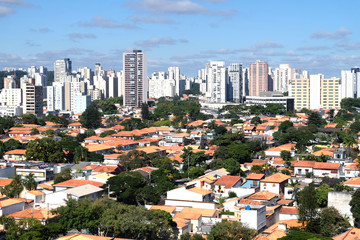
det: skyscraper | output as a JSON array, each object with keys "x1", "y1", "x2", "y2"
[
  {"x1": 54, "y1": 58, "x2": 71, "y2": 82},
  {"x1": 123, "y1": 50, "x2": 147, "y2": 107},
  {"x1": 273, "y1": 64, "x2": 295, "y2": 93},
  {"x1": 249, "y1": 60, "x2": 268, "y2": 96},
  {"x1": 227, "y1": 63, "x2": 243, "y2": 103},
  {"x1": 205, "y1": 61, "x2": 227, "y2": 103}
]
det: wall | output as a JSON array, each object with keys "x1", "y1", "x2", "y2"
[
  {"x1": 260, "y1": 182, "x2": 280, "y2": 195},
  {"x1": 165, "y1": 199, "x2": 216, "y2": 209},
  {"x1": 328, "y1": 191, "x2": 354, "y2": 225}
]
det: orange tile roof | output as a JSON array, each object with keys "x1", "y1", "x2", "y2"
[
  {"x1": 175, "y1": 212, "x2": 201, "y2": 220},
  {"x1": 313, "y1": 148, "x2": 334, "y2": 157},
  {"x1": 0, "y1": 179, "x2": 13, "y2": 187},
  {"x1": 293, "y1": 160, "x2": 316, "y2": 168},
  {"x1": 57, "y1": 234, "x2": 133, "y2": 240},
  {"x1": 38, "y1": 183, "x2": 53, "y2": 190},
  {"x1": 344, "y1": 177, "x2": 360, "y2": 186},
  {"x1": 85, "y1": 144, "x2": 114, "y2": 152},
  {"x1": 8, "y1": 208, "x2": 57, "y2": 220},
  {"x1": 344, "y1": 163, "x2": 360, "y2": 170},
  {"x1": 248, "y1": 191, "x2": 278, "y2": 201},
  {"x1": 266, "y1": 143, "x2": 296, "y2": 152},
  {"x1": 313, "y1": 162, "x2": 340, "y2": 170},
  {"x1": 0, "y1": 198, "x2": 24, "y2": 207},
  {"x1": 261, "y1": 173, "x2": 290, "y2": 183},
  {"x1": 187, "y1": 187, "x2": 212, "y2": 196},
  {"x1": 82, "y1": 165, "x2": 100, "y2": 170},
  {"x1": 280, "y1": 206, "x2": 299, "y2": 215},
  {"x1": 27, "y1": 190, "x2": 44, "y2": 196},
  {"x1": 214, "y1": 176, "x2": 241, "y2": 188},
  {"x1": 246, "y1": 173, "x2": 265, "y2": 180},
  {"x1": 150, "y1": 205, "x2": 176, "y2": 213},
  {"x1": 263, "y1": 219, "x2": 302, "y2": 234},
  {"x1": 172, "y1": 218, "x2": 190, "y2": 228},
  {"x1": 104, "y1": 153, "x2": 122, "y2": 159},
  {"x1": 333, "y1": 227, "x2": 360, "y2": 240},
  {"x1": 253, "y1": 230, "x2": 286, "y2": 240},
  {"x1": 4, "y1": 149, "x2": 26, "y2": 155},
  {"x1": 68, "y1": 122, "x2": 82, "y2": 126},
  {"x1": 180, "y1": 207, "x2": 217, "y2": 217},
  {"x1": 53, "y1": 180, "x2": 104, "y2": 188},
  {"x1": 239, "y1": 198, "x2": 263, "y2": 205}
]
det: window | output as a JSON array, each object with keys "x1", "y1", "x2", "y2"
[{"x1": 331, "y1": 170, "x2": 337, "y2": 173}]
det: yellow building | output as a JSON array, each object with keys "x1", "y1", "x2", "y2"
[
  {"x1": 290, "y1": 78, "x2": 310, "y2": 110},
  {"x1": 320, "y1": 77, "x2": 340, "y2": 110}
]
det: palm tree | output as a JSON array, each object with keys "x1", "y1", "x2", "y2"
[
  {"x1": 287, "y1": 179, "x2": 300, "y2": 200},
  {"x1": 343, "y1": 132, "x2": 358, "y2": 157},
  {"x1": 23, "y1": 173, "x2": 37, "y2": 191},
  {"x1": 1, "y1": 175, "x2": 24, "y2": 198}
]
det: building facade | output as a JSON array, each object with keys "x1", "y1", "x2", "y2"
[{"x1": 249, "y1": 60, "x2": 268, "y2": 96}]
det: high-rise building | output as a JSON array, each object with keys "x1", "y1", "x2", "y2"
[
  {"x1": 168, "y1": 67, "x2": 182, "y2": 96},
  {"x1": 309, "y1": 74, "x2": 323, "y2": 109},
  {"x1": 149, "y1": 72, "x2": 175, "y2": 98},
  {"x1": 205, "y1": 61, "x2": 227, "y2": 103},
  {"x1": 227, "y1": 63, "x2": 243, "y2": 103},
  {"x1": 273, "y1": 64, "x2": 295, "y2": 93},
  {"x1": 321, "y1": 77, "x2": 340, "y2": 110},
  {"x1": 74, "y1": 94, "x2": 91, "y2": 114},
  {"x1": 21, "y1": 82, "x2": 43, "y2": 116},
  {"x1": 340, "y1": 68, "x2": 360, "y2": 99},
  {"x1": 242, "y1": 67, "x2": 249, "y2": 97},
  {"x1": 54, "y1": 58, "x2": 71, "y2": 82},
  {"x1": 123, "y1": 50, "x2": 147, "y2": 107},
  {"x1": 290, "y1": 78, "x2": 310, "y2": 110},
  {"x1": 249, "y1": 60, "x2": 268, "y2": 96}
]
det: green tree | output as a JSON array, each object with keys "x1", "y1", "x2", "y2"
[
  {"x1": 350, "y1": 121, "x2": 360, "y2": 133},
  {"x1": 278, "y1": 229, "x2": 332, "y2": 240},
  {"x1": 99, "y1": 130, "x2": 116, "y2": 138},
  {"x1": 350, "y1": 189, "x2": 360, "y2": 227},
  {"x1": 23, "y1": 173, "x2": 37, "y2": 190},
  {"x1": 222, "y1": 158, "x2": 240, "y2": 175},
  {"x1": 207, "y1": 221, "x2": 255, "y2": 240},
  {"x1": 1, "y1": 175, "x2": 23, "y2": 198},
  {"x1": 104, "y1": 171, "x2": 151, "y2": 205},
  {"x1": 280, "y1": 150, "x2": 291, "y2": 161},
  {"x1": 297, "y1": 183, "x2": 320, "y2": 233},
  {"x1": 26, "y1": 137, "x2": 65, "y2": 163},
  {"x1": 315, "y1": 184, "x2": 332, "y2": 208},
  {"x1": 79, "y1": 104, "x2": 102, "y2": 129},
  {"x1": 30, "y1": 128, "x2": 39, "y2": 135},
  {"x1": 250, "y1": 116, "x2": 261, "y2": 126},
  {"x1": 278, "y1": 120, "x2": 293, "y2": 133},
  {"x1": 319, "y1": 207, "x2": 350, "y2": 237},
  {"x1": 308, "y1": 111, "x2": 326, "y2": 128},
  {"x1": 54, "y1": 168, "x2": 72, "y2": 184},
  {"x1": 141, "y1": 103, "x2": 151, "y2": 120}
]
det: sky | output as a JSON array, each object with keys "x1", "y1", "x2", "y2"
[{"x1": 0, "y1": 0, "x2": 359, "y2": 77}]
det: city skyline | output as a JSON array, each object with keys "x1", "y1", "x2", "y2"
[{"x1": 0, "y1": 0, "x2": 359, "y2": 77}]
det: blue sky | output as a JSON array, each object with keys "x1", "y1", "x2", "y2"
[{"x1": 0, "y1": 0, "x2": 359, "y2": 77}]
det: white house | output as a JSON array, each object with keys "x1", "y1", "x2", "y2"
[
  {"x1": 343, "y1": 163, "x2": 360, "y2": 179},
  {"x1": 264, "y1": 143, "x2": 296, "y2": 158},
  {"x1": 0, "y1": 198, "x2": 25, "y2": 216},
  {"x1": 213, "y1": 175, "x2": 243, "y2": 198},
  {"x1": 25, "y1": 190, "x2": 45, "y2": 204},
  {"x1": 237, "y1": 204, "x2": 266, "y2": 231},
  {"x1": 313, "y1": 162, "x2": 341, "y2": 178},
  {"x1": 260, "y1": 173, "x2": 290, "y2": 196},
  {"x1": 293, "y1": 161, "x2": 315, "y2": 177},
  {"x1": 279, "y1": 206, "x2": 299, "y2": 221},
  {"x1": 166, "y1": 185, "x2": 213, "y2": 202},
  {"x1": 344, "y1": 177, "x2": 360, "y2": 190}
]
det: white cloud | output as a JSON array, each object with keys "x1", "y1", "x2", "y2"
[
  {"x1": 310, "y1": 27, "x2": 352, "y2": 39},
  {"x1": 79, "y1": 15, "x2": 138, "y2": 29}
]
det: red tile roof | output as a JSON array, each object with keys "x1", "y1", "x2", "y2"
[
  {"x1": 246, "y1": 173, "x2": 265, "y2": 180},
  {"x1": 53, "y1": 180, "x2": 104, "y2": 188},
  {"x1": 313, "y1": 162, "x2": 340, "y2": 170},
  {"x1": 280, "y1": 206, "x2": 298, "y2": 215},
  {"x1": 214, "y1": 176, "x2": 242, "y2": 188},
  {"x1": 261, "y1": 173, "x2": 290, "y2": 183},
  {"x1": 248, "y1": 191, "x2": 278, "y2": 200}
]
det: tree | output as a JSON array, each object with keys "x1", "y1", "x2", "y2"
[
  {"x1": 222, "y1": 158, "x2": 240, "y2": 175},
  {"x1": 23, "y1": 173, "x2": 37, "y2": 190},
  {"x1": 297, "y1": 183, "x2": 320, "y2": 233},
  {"x1": 30, "y1": 128, "x2": 39, "y2": 135},
  {"x1": 141, "y1": 103, "x2": 151, "y2": 120},
  {"x1": 100, "y1": 130, "x2": 116, "y2": 138},
  {"x1": 79, "y1": 104, "x2": 102, "y2": 129},
  {"x1": 319, "y1": 207, "x2": 350, "y2": 237},
  {"x1": 315, "y1": 184, "x2": 332, "y2": 208},
  {"x1": 250, "y1": 116, "x2": 261, "y2": 126},
  {"x1": 26, "y1": 137, "x2": 65, "y2": 163},
  {"x1": 54, "y1": 168, "x2": 72, "y2": 184},
  {"x1": 104, "y1": 171, "x2": 150, "y2": 205},
  {"x1": 280, "y1": 150, "x2": 291, "y2": 161},
  {"x1": 287, "y1": 179, "x2": 300, "y2": 199},
  {"x1": 278, "y1": 229, "x2": 333, "y2": 240},
  {"x1": 350, "y1": 122, "x2": 360, "y2": 133},
  {"x1": 228, "y1": 191, "x2": 237, "y2": 198},
  {"x1": 180, "y1": 233, "x2": 205, "y2": 240},
  {"x1": 308, "y1": 111, "x2": 326, "y2": 128},
  {"x1": 207, "y1": 221, "x2": 255, "y2": 240},
  {"x1": 1, "y1": 175, "x2": 23, "y2": 198},
  {"x1": 350, "y1": 189, "x2": 360, "y2": 227}
]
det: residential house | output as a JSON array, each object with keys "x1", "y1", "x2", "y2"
[
  {"x1": 8, "y1": 209, "x2": 57, "y2": 224},
  {"x1": 213, "y1": 176, "x2": 243, "y2": 197},
  {"x1": 344, "y1": 177, "x2": 360, "y2": 190},
  {"x1": 166, "y1": 185, "x2": 213, "y2": 202},
  {"x1": 247, "y1": 191, "x2": 279, "y2": 205},
  {"x1": 25, "y1": 190, "x2": 45, "y2": 204},
  {"x1": 313, "y1": 162, "x2": 342, "y2": 178},
  {"x1": 53, "y1": 179, "x2": 104, "y2": 192},
  {"x1": 264, "y1": 143, "x2": 296, "y2": 158},
  {"x1": 0, "y1": 198, "x2": 25, "y2": 216},
  {"x1": 260, "y1": 173, "x2": 290, "y2": 196},
  {"x1": 242, "y1": 173, "x2": 265, "y2": 189},
  {"x1": 344, "y1": 163, "x2": 360, "y2": 178},
  {"x1": 45, "y1": 184, "x2": 104, "y2": 209},
  {"x1": 279, "y1": 206, "x2": 299, "y2": 220},
  {"x1": 235, "y1": 203, "x2": 266, "y2": 231},
  {"x1": 3, "y1": 149, "x2": 27, "y2": 161},
  {"x1": 333, "y1": 227, "x2": 360, "y2": 240}
]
